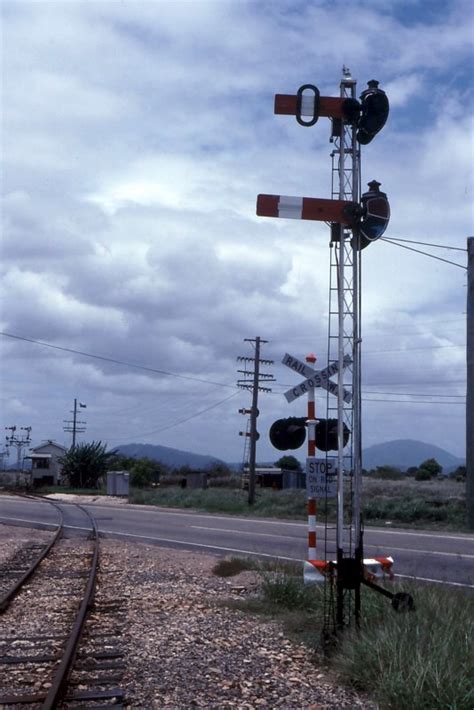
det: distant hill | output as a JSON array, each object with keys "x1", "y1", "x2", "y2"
[
  {"x1": 115, "y1": 443, "x2": 224, "y2": 470},
  {"x1": 362, "y1": 439, "x2": 465, "y2": 473}
]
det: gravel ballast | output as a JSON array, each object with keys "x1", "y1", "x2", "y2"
[{"x1": 0, "y1": 522, "x2": 368, "y2": 708}]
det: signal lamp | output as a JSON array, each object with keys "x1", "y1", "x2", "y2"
[
  {"x1": 356, "y1": 80, "x2": 389, "y2": 145},
  {"x1": 269, "y1": 417, "x2": 307, "y2": 451}
]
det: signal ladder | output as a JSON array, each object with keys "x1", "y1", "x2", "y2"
[{"x1": 240, "y1": 418, "x2": 251, "y2": 489}]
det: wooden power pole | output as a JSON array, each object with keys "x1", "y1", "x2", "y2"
[
  {"x1": 467, "y1": 237, "x2": 474, "y2": 529},
  {"x1": 237, "y1": 338, "x2": 274, "y2": 505}
]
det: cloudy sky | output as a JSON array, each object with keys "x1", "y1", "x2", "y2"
[{"x1": 1, "y1": 0, "x2": 472, "y2": 466}]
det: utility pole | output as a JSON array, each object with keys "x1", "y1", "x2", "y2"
[
  {"x1": 5, "y1": 426, "x2": 32, "y2": 481},
  {"x1": 467, "y1": 237, "x2": 474, "y2": 529},
  {"x1": 63, "y1": 399, "x2": 87, "y2": 448},
  {"x1": 237, "y1": 337, "x2": 274, "y2": 505}
]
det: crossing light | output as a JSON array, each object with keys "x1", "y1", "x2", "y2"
[
  {"x1": 269, "y1": 417, "x2": 351, "y2": 451},
  {"x1": 315, "y1": 418, "x2": 350, "y2": 451},
  {"x1": 269, "y1": 417, "x2": 307, "y2": 451}
]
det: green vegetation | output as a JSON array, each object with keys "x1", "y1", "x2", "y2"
[
  {"x1": 274, "y1": 455, "x2": 302, "y2": 471},
  {"x1": 362, "y1": 477, "x2": 466, "y2": 529},
  {"x1": 333, "y1": 584, "x2": 473, "y2": 709},
  {"x1": 128, "y1": 476, "x2": 467, "y2": 530},
  {"x1": 58, "y1": 441, "x2": 115, "y2": 489},
  {"x1": 19, "y1": 450, "x2": 466, "y2": 530},
  {"x1": 129, "y1": 486, "x2": 307, "y2": 518},
  {"x1": 215, "y1": 558, "x2": 474, "y2": 709}
]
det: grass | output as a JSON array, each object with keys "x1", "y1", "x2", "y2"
[
  {"x1": 333, "y1": 583, "x2": 474, "y2": 709},
  {"x1": 12, "y1": 475, "x2": 468, "y2": 531},
  {"x1": 129, "y1": 486, "x2": 308, "y2": 519},
  {"x1": 128, "y1": 477, "x2": 468, "y2": 531},
  {"x1": 214, "y1": 556, "x2": 474, "y2": 709},
  {"x1": 362, "y1": 477, "x2": 466, "y2": 530}
]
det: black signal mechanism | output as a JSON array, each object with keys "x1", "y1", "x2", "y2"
[
  {"x1": 354, "y1": 180, "x2": 390, "y2": 250},
  {"x1": 356, "y1": 80, "x2": 389, "y2": 145},
  {"x1": 315, "y1": 418, "x2": 350, "y2": 452},
  {"x1": 269, "y1": 417, "x2": 351, "y2": 452},
  {"x1": 269, "y1": 417, "x2": 307, "y2": 451}
]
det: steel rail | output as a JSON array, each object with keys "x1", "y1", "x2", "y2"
[
  {"x1": 0, "y1": 495, "x2": 64, "y2": 613},
  {"x1": 42, "y1": 503, "x2": 100, "y2": 709}
]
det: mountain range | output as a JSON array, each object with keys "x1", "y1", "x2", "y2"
[
  {"x1": 115, "y1": 439, "x2": 465, "y2": 473},
  {"x1": 116, "y1": 442, "x2": 224, "y2": 470},
  {"x1": 361, "y1": 439, "x2": 465, "y2": 472}
]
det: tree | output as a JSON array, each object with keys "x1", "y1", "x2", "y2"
[
  {"x1": 275, "y1": 455, "x2": 302, "y2": 471},
  {"x1": 207, "y1": 462, "x2": 233, "y2": 479},
  {"x1": 451, "y1": 465, "x2": 466, "y2": 481},
  {"x1": 418, "y1": 458, "x2": 443, "y2": 478},
  {"x1": 371, "y1": 465, "x2": 403, "y2": 480},
  {"x1": 415, "y1": 468, "x2": 432, "y2": 481},
  {"x1": 59, "y1": 441, "x2": 116, "y2": 489},
  {"x1": 130, "y1": 458, "x2": 169, "y2": 488}
]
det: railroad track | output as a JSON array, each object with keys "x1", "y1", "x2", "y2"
[{"x1": 0, "y1": 496, "x2": 126, "y2": 708}]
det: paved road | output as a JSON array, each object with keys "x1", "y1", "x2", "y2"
[{"x1": 0, "y1": 495, "x2": 473, "y2": 589}]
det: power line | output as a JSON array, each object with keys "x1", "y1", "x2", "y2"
[
  {"x1": 364, "y1": 343, "x2": 465, "y2": 354},
  {"x1": 362, "y1": 390, "x2": 465, "y2": 398},
  {"x1": 0, "y1": 331, "x2": 236, "y2": 390},
  {"x1": 381, "y1": 238, "x2": 467, "y2": 269},
  {"x1": 107, "y1": 391, "x2": 240, "y2": 443},
  {"x1": 363, "y1": 398, "x2": 464, "y2": 405},
  {"x1": 383, "y1": 236, "x2": 466, "y2": 252}
]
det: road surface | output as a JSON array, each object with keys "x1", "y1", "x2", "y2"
[{"x1": 0, "y1": 495, "x2": 472, "y2": 589}]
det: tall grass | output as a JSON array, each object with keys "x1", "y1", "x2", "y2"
[
  {"x1": 220, "y1": 559, "x2": 473, "y2": 709},
  {"x1": 129, "y1": 478, "x2": 467, "y2": 530},
  {"x1": 130, "y1": 486, "x2": 308, "y2": 518},
  {"x1": 333, "y1": 584, "x2": 474, "y2": 709}
]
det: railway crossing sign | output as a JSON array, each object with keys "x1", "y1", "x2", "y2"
[{"x1": 282, "y1": 353, "x2": 352, "y2": 404}]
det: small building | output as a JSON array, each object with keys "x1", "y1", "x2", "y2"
[
  {"x1": 181, "y1": 470, "x2": 208, "y2": 490},
  {"x1": 26, "y1": 441, "x2": 68, "y2": 486},
  {"x1": 242, "y1": 467, "x2": 306, "y2": 490}
]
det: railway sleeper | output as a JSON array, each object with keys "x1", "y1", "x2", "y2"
[
  {"x1": 0, "y1": 652, "x2": 60, "y2": 663},
  {"x1": 68, "y1": 672, "x2": 123, "y2": 685},
  {"x1": 0, "y1": 690, "x2": 46, "y2": 704},
  {"x1": 0, "y1": 633, "x2": 66, "y2": 642},
  {"x1": 65, "y1": 687, "x2": 124, "y2": 701},
  {"x1": 74, "y1": 659, "x2": 126, "y2": 670},
  {"x1": 78, "y1": 650, "x2": 124, "y2": 660}
]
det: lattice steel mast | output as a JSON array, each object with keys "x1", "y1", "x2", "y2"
[{"x1": 326, "y1": 66, "x2": 363, "y2": 629}]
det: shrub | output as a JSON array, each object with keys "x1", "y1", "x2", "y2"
[
  {"x1": 59, "y1": 441, "x2": 115, "y2": 489},
  {"x1": 415, "y1": 468, "x2": 432, "y2": 481}
]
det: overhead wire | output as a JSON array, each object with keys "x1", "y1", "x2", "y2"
[
  {"x1": 0, "y1": 331, "x2": 236, "y2": 390},
  {"x1": 107, "y1": 391, "x2": 240, "y2": 443},
  {"x1": 380, "y1": 238, "x2": 467, "y2": 269},
  {"x1": 381, "y1": 236, "x2": 466, "y2": 252}
]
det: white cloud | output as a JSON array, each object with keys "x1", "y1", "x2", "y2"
[{"x1": 1, "y1": 0, "x2": 471, "y2": 461}]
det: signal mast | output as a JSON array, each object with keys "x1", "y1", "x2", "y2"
[{"x1": 257, "y1": 67, "x2": 405, "y2": 633}]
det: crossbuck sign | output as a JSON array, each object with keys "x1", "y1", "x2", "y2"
[{"x1": 282, "y1": 353, "x2": 352, "y2": 403}]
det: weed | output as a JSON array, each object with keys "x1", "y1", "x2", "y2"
[{"x1": 212, "y1": 557, "x2": 258, "y2": 577}]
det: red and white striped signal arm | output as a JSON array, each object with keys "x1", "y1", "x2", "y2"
[
  {"x1": 275, "y1": 94, "x2": 347, "y2": 119},
  {"x1": 257, "y1": 194, "x2": 360, "y2": 226}
]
